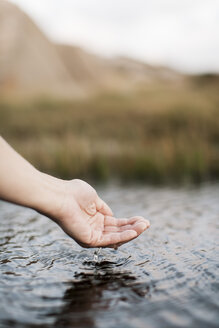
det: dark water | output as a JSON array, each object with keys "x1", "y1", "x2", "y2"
[{"x1": 0, "y1": 184, "x2": 219, "y2": 328}]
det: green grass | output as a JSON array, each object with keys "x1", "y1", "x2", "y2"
[{"x1": 0, "y1": 80, "x2": 219, "y2": 184}]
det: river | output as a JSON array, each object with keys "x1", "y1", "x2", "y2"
[{"x1": 0, "y1": 183, "x2": 218, "y2": 328}]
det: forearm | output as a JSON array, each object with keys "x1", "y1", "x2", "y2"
[{"x1": 0, "y1": 137, "x2": 63, "y2": 213}]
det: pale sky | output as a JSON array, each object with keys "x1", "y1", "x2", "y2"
[{"x1": 9, "y1": 0, "x2": 219, "y2": 73}]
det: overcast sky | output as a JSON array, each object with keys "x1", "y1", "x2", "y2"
[{"x1": 9, "y1": 0, "x2": 219, "y2": 73}]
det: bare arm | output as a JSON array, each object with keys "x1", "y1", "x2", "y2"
[
  {"x1": 0, "y1": 136, "x2": 55, "y2": 211},
  {"x1": 0, "y1": 137, "x2": 150, "y2": 248}
]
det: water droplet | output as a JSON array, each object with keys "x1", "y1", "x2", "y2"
[{"x1": 93, "y1": 247, "x2": 102, "y2": 263}]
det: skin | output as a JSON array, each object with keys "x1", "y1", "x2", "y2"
[{"x1": 0, "y1": 137, "x2": 150, "y2": 248}]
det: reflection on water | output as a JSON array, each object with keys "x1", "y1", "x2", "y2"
[{"x1": 0, "y1": 184, "x2": 219, "y2": 328}]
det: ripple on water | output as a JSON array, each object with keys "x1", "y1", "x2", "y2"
[{"x1": 0, "y1": 184, "x2": 219, "y2": 328}]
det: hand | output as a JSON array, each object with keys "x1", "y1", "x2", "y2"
[
  {"x1": 0, "y1": 137, "x2": 150, "y2": 248},
  {"x1": 46, "y1": 179, "x2": 150, "y2": 248}
]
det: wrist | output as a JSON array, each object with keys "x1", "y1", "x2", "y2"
[{"x1": 31, "y1": 171, "x2": 67, "y2": 218}]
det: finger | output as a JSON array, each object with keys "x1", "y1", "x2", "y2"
[
  {"x1": 85, "y1": 202, "x2": 97, "y2": 216},
  {"x1": 104, "y1": 216, "x2": 129, "y2": 226},
  {"x1": 125, "y1": 216, "x2": 150, "y2": 229},
  {"x1": 104, "y1": 220, "x2": 149, "y2": 233},
  {"x1": 104, "y1": 224, "x2": 133, "y2": 232},
  {"x1": 98, "y1": 230, "x2": 137, "y2": 247},
  {"x1": 96, "y1": 197, "x2": 113, "y2": 216},
  {"x1": 104, "y1": 226, "x2": 120, "y2": 232},
  {"x1": 104, "y1": 216, "x2": 149, "y2": 227},
  {"x1": 118, "y1": 220, "x2": 150, "y2": 247},
  {"x1": 130, "y1": 220, "x2": 150, "y2": 234}
]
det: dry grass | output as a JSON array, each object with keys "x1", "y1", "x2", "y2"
[{"x1": 1, "y1": 79, "x2": 219, "y2": 184}]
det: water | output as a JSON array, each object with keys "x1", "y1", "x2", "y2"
[{"x1": 0, "y1": 183, "x2": 218, "y2": 328}]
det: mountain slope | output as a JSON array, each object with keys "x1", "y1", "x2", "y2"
[
  {"x1": 56, "y1": 44, "x2": 182, "y2": 93},
  {"x1": 0, "y1": 0, "x2": 183, "y2": 98},
  {"x1": 0, "y1": 0, "x2": 81, "y2": 97}
]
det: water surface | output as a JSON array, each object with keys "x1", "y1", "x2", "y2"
[{"x1": 0, "y1": 184, "x2": 219, "y2": 328}]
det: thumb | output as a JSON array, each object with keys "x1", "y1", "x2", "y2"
[{"x1": 96, "y1": 196, "x2": 113, "y2": 216}]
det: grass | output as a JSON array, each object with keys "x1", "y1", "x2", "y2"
[{"x1": 0, "y1": 79, "x2": 219, "y2": 184}]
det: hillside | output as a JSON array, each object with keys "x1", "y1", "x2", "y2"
[
  {"x1": 0, "y1": 0, "x2": 183, "y2": 98},
  {"x1": 0, "y1": 0, "x2": 81, "y2": 97},
  {"x1": 56, "y1": 44, "x2": 182, "y2": 93}
]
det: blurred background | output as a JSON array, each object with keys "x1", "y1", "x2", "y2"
[{"x1": 0, "y1": 0, "x2": 219, "y2": 184}]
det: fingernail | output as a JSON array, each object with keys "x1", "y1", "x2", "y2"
[
  {"x1": 86, "y1": 202, "x2": 96, "y2": 216},
  {"x1": 137, "y1": 222, "x2": 148, "y2": 230},
  {"x1": 130, "y1": 230, "x2": 138, "y2": 237}
]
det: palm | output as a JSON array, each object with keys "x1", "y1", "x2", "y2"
[{"x1": 56, "y1": 179, "x2": 150, "y2": 248}]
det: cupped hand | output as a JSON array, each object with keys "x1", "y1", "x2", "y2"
[{"x1": 48, "y1": 179, "x2": 150, "y2": 248}]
